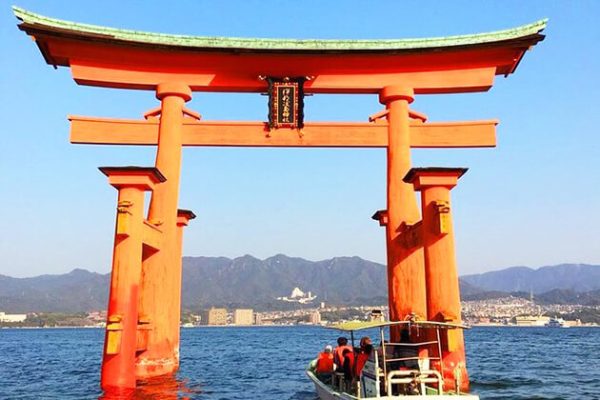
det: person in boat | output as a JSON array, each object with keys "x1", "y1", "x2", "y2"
[
  {"x1": 394, "y1": 329, "x2": 419, "y2": 370},
  {"x1": 341, "y1": 348, "x2": 355, "y2": 391},
  {"x1": 333, "y1": 336, "x2": 353, "y2": 369},
  {"x1": 384, "y1": 327, "x2": 420, "y2": 393},
  {"x1": 355, "y1": 336, "x2": 372, "y2": 360},
  {"x1": 352, "y1": 336, "x2": 372, "y2": 380},
  {"x1": 381, "y1": 330, "x2": 420, "y2": 395},
  {"x1": 314, "y1": 345, "x2": 335, "y2": 383},
  {"x1": 354, "y1": 343, "x2": 373, "y2": 378}
]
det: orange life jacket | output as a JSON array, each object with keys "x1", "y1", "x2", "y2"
[
  {"x1": 354, "y1": 352, "x2": 369, "y2": 377},
  {"x1": 342, "y1": 350, "x2": 355, "y2": 379},
  {"x1": 334, "y1": 345, "x2": 353, "y2": 367},
  {"x1": 316, "y1": 352, "x2": 334, "y2": 374}
]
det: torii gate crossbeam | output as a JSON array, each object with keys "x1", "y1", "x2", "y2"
[{"x1": 69, "y1": 117, "x2": 498, "y2": 148}]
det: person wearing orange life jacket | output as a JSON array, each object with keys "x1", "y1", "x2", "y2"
[
  {"x1": 353, "y1": 336, "x2": 372, "y2": 378},
  {"x1": 341, "y1": 348, "x2": 355, "y2": 382},
  {"x1": 315, "y1": 345, "x2": 335, "y2": 383},
  {"x1": 354, "y1": 343, "x2": 373, "y2": 378},
  {"x1": 334, "y1": 337, "x2": 353, "y2": 369}
]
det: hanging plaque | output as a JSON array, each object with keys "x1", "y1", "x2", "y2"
[{"x1": 267, "y1": 77, "x2": 305, "y2": 130}]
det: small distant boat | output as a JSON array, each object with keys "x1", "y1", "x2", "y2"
[
  {"x1": 545, "y1": 317, "x2": 569, "y2": 328},
  {"x1": 307, "y1": 320, "x2": 479, "y2": 399}
]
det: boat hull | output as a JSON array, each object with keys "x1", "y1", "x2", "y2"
[{"x1": 306, "y1": 369, "x2": 480, "y2": 400}]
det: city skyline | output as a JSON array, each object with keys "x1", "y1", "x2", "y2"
[{"x1": 1, "y1": 1, "x2": 599, "y2": 278}]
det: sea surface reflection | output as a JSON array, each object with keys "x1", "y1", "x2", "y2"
[{"x1": 99, "y1": 374, "x2": 202, "y2": 399}]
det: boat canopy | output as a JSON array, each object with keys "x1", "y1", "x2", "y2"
[{"x1": 329, "y1": 320, "x2": 470, "y2": 332}]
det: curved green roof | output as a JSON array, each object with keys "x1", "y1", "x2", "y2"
[{"x1": 13, "y1": 6, "x2": 546, "y2": 52}]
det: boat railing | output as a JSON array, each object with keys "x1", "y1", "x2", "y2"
[
  {"x1": 385, "y1": 341, "x2": 439, "y2": 346},
  {"x1": 385, "y1": 356, "x2": 440, "y2": 362},
  {"x1": 381, "y1": 342, "x2": 441, "y2": 363},
  {"x1": 377, "y1": 334, "x2": 444, "y2": 396},
  {"x1": 386, "y1": 369, "x2": 443, "y2": 396}
]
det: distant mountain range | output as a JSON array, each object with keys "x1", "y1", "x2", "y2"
[
  {"x1": 1, "y1": 256, "x2": 599, "y2": 313},
  {"x1": 460, "y1": 264, "x2": 600, "y2": 294},
  {"x1": 180, "y1": 255, "x2": 387, "y2": 311}
]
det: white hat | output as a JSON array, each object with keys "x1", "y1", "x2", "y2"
[{"x1": 325, "y1": 345, "x2": 333, "y2": 352}]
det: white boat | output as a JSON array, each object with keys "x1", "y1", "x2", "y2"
[
  {"x1": 545, "y1": 317, "x2": 569, "y2": 328},
  {"x1": 307, "y1": 320, "x2": 479, "y2": 399}
]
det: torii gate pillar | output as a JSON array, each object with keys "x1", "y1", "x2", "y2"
[
  {"x1": 98, "y1": 167, "x2": 165, "y2": 392},
  {"x1": 404, "y1": 167, "x2": 469, "y2": 393},
  {"x1": 137, "y1": 83, "x2": 192, "y2": 378},
  {"x1": 380, "y1": 86, "x2": 427, "y2": 337},
  {"x1": 173, "y1": 208, "x2": 197, "y2": 351}
]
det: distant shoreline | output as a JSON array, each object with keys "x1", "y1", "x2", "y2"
[
  {"x1": 471, "y1": 323, "x2": 600, "y2": 328},
  {"x1": 2, "y1": 323, "x2": 599, "y2": 330}
]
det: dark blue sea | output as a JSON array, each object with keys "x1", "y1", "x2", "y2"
[{"x1": 1, "y1": 326, "x2": 599, "y2": 399}]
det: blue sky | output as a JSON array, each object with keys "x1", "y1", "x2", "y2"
[{"x1": 1, "y1": 1, "x2": 598, "y2": 277}]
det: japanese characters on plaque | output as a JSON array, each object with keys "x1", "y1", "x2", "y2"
[{"x1": 267, "y1": 77, "x2": 305, "y2": 130}]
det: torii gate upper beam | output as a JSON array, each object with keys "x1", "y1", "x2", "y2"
[{"x1": 14, "y1": 7, "x2": 546, "y2": 94}]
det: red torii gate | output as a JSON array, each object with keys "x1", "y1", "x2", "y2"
[{"x1": 14, "y1": 7, "x2": 545, "y2": 394}]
